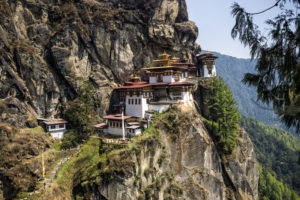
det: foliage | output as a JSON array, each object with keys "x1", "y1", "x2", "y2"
[
  {"x1": 240, "y1": 115, "x2": 300, "y2": 193},
  {"x1": 205, "y1": 77, "x2": 240, "y2": 155},
  {"x1": 53, "y1": 141, "x2": 62, "y2": 151},
  {"x1": 42, "y1": 137, "x2": 103, "y2": 199},
  {"x1": 259, "y1": 165, "x2": 300, "y2": 200},
  {"x1": 158, "y1": 148, "x2": 166, "y2": 167},
  {"x1": 151, "y1": 107, "x2": 195, "y2": 142},
  {"x1": 61, "y1": 130, "x2": 79, "y2": 149},
  {"x1": 62, "y1": 81, "x2": 100, "y2": 148},
  {"x1": 231, "y1": 1, "x2": 300, "y2": 132}
]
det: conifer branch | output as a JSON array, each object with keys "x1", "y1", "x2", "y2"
[{"x1": 245, "y1": 0, "x2": 282, "y2": 15}]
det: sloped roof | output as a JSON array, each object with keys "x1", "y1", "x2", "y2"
[
  {"x1": 115, "y1": 81, "x2": 193, "y2": 89},
  {"x1": 93, "y1": 123, "x2": 107, "y2": 129},
  {"x1": 103, "y1": 114, "x2": 132, "y2": 120},
  {"x1": 44, "y1": 119, "x2": 68, "y2": 125}
]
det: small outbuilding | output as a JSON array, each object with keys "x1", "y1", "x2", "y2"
[
  {"x1": 43, "y1": 119, "x2": 68, "y2": 139},
  {"x1": 102, "y1": 114, "x2": 142, "y2": 137},
  {"x1": 93, "y1": 123, "x2": 108, "y2": 135}
]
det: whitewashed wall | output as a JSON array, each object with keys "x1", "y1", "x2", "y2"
[
  {"x1": 128, "y1": 129, "x2": 142, "y2": 137},
  {"x1": 49, "y1": 130, "x2": 67, "y2": 139},
  {"x1": 106, "y1": 127, "x2": 127, "y2": 136},
  {"x1": 203, "y1": 65, "x2": 217, "y2": 77},
  {"x1": 149, "y1": 76, "x2": 157, "y2": 83},
  {"x1": 149, "y1": 104, "x2": 170, "y2": 113},
  {"x1": 125, "y1": 95, "x2": 148, "y2": 118},
  {"x1": 163, "y1": 75, "x2": 175, "y2": 83}
]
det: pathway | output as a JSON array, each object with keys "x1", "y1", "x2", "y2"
[{"x1": 24, "y1": 147, "x2": 80, "y2": 199}]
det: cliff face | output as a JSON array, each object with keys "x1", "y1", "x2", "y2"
[
  {"x1": 0, "y1": 0, "x2": 199, "y2": 127},
  {"x1": 0, "y1": 1, "x2": 260, "y2": 199},
  {"x1": 72, "y1": 107, "x2": 258, "y2": 200}
]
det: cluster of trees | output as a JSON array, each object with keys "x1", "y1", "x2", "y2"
[
  {"x1": 240, "y1": 116, "x2": 300, "y2": 196},
  {"x1": 205, "y1": 77, "x2": 240, "y2": 156},
  {"x1": 259, "y1": 165, "x2": 300, "y2": 200},
  {"x1": 61, "y1": 81, "x2": 101, "y2": 149}
]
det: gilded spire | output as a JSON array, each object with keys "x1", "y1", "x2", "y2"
[{"x1": 159, "y1": 50, "x2": 171, "y2": 60}]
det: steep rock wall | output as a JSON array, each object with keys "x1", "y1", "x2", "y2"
[
  {"x1": 0, "y1": 0, "x2": 199, "y2": 127},
  {"x1": 73, "y1": 107, "x2": 258, "y2": 200}
]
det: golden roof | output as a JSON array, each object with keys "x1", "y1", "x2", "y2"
[
  {"x1": 130, "y1": 74, "x2": 141, "y2": 82},
  {"x1": 171, "y1": 56, "x2": 180, "y2": 61},
  {"x1": 141, "y1": 51, "x2": 186, "y2": 71},
  {"x1": 158, "y1": 50, "x2": 171, "y2": 60}
]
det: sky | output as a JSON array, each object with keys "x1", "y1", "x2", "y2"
[{"x1": 185, "y1": 0, "x2": 292, "y2": 58}]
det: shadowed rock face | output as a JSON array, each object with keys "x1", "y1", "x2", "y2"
[{"x1": 0, "y1": 0, "x2": 199, "y2": 127}]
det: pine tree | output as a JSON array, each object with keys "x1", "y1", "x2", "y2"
[{"x1": 231, "y1": 1, "x2": 300, "y2": 132}]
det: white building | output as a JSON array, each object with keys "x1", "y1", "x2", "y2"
[
  {"x1": 196, "y1": 52, "x2": 218, "y2": 78},
  {"x1": 43, "y1": 119, "x2": 68, "y2": 139},
  {"x1": 114, "y1": 52, "x2": 195, "y2": 118},
  {"x1": 103, "y1": 114, "x2": 142, "y2": 137}
]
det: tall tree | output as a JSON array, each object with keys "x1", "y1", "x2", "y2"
[
  {"x1": 231, "y1": 0, "x2": 300, "y2": 132},
  {"x1": 65, "y1": 81, "x2": 100, "y2": 135},
  {"x1": 206, "y1": 77, "x2": 240, "y2": 155}
]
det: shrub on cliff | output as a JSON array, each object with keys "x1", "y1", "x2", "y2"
[{"x1": 205, "y1": 77, "x2": 240, "y2": 155}]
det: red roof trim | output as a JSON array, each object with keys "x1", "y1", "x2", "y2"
[
  {"x1": 115, "y1": 84, "x2": 149, "y2": 89},
  {"x1": 115, "y1": 81, "x2": 194, "y2": 89},
  {"x1": 125, "y1": 82, "x2": 148, "y2": 85},
  {"x1": 103, "y1": 114, "x2": 132, "y2": 120},
  {"x1": 44, "y1": 119, "x2": 68, "y2": 125},
  {"x1": 93, "y1": 123, "x2": 107, "y2": 128}
]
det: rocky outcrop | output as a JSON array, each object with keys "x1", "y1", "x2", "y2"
[
  {"x1": 0, "y1": 1, "x2": 260, "y2": 199},
  {"x1": 223, "y1": 128, "x2": 259, "y2": 200},
  {"x1": 73, "y1": 107, "x2": 258, "y2": 200},
  {"x1": 0, "y1": 0, "x2": 199, "y2": 127}
]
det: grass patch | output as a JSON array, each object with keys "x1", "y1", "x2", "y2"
[
  {"x1": 20, "y1": 126, "x2": 45, "y2": 133},
  {"x1": 53, "y1": 141, "x2": 62, "y2": 151}
]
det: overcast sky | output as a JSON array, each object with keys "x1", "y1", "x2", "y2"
[{"x1": 185, "y1": 0, "x2": 291, "y2": 58}]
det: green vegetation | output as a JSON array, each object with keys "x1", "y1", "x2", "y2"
[
  {"x1": 240, "y1": 115, "x2": 300, "y2": 194},
  {"x1": 204, "y1": 77, "x2": 240, "y2": 156},
  {"x1": 62, "y1": 81, "x2": 101, "y2": 148},
  {"x1": 259, "y1": 165, "x2": 300, "y2": 200},
  {"x1": 53, "y1": 108, "x2": 189, "y2": 199},
  {"x1": 20, "y1": 126, "x2": 44, "y2": 133},
  {"x1": 151, "y1": 106, "x2": 195, "y2": 142},
  {"x1": 61, "y1": 130, "x2": 79, "y2": 149},
  {"x1": 158, "y1": 148, "x2": 167, "y2": 167},
  {"x1": 231, "y1": 1, "x2": 300, "y2": 132},
  {"x1": 53, "y1": 141, "x2": 62, "y2": 151}
]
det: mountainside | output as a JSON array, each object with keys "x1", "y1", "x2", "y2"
[
  {"x1": 240, "y1": 116, "x2": 300, "y2": 194},
  {"x1": 29, "y1": 107, "x2": 258, "y2": 200},
  {"x1": 0, "y1": 0, "x2": 199, "y2": 127},
  {"x1": 215, "y1": 52, "x2": 284, "y2": 128},
  {"x1": 0, "y1": 1, "x2": 261, "y2": 199}
]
